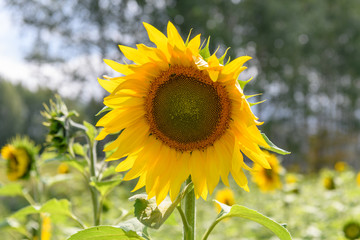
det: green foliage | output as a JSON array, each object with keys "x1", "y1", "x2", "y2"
[
  {"x1": 90, "y1": 178, "x2": 122, "y2": 197},
  {"x1": 67, "y1": 226, "x2": 145, "y2": 240},
  {"x1": 211, "y1": 201, "x2": 292, "y2": 240},
  {"x1": 0, "y1": 183, "x2": 23, "y2": 197},
  {"x1": 260, "y1": 133, "x2": 291, "y2": 155}
]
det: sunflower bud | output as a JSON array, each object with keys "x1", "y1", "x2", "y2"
[{"x1": 41, "y1": 95, "x2": 78, "y2": 153}]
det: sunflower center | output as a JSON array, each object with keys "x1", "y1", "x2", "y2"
[{"x1": 146, "y1": 66, "x2": 231, "y2": 151}]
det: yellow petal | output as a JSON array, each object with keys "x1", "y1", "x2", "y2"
[
  {"x1": 104, "y1": 59, "x2": 134, "y2": 75},
  {"x1": 115, "y1": 154, "x2": 137, "y2": 172},
  {"x1": 143, "y1": 22, "x2": 169, "y2": 55},
  {"x1": 119, "y1": 45, "x2": 149, "y2": 65},
  {"x1": 167, "y1": 21, "x2": 185, "y2": 50},
  {"x1": 187, "y1": 34, "x2": 201, "y2": 55},
  {"x1": 222, "y1": 56, "x2": 252, "y2": 75},
  {"x1": 98, "y1": 78, "x2": 122, "y2": 93},
  {"x1": 189, "y1": 150, "x2": 207, "y2": 199}
]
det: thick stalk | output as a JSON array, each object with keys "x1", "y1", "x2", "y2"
[{"x1": 183, "y1": 177, "x2": 196, "y2": 240}]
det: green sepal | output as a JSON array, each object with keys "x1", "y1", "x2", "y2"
[
  {"x1": 238, "y1": 77, "x2": 253, "y2": 90},
  {"x1": 184, "y1": 28, "x2": 193, "y2": 46},
  {"x1": 260, "y1": 133, "x2": 291, "y2": 155},
  {"x1": 199, "y1": 37, "x2": 211, "y2": 60},
  {"x1": 213, "y1": 201, "x2": 292, "y2": 240},
  {"x1": 219, "y1": 47, "x2": 230, "y2": 65},
  {"x1": 66, "y1": 226, "x2": 145, "y2": 240},
  {"x1": 96, "y1": 106, "x2": 112, "y2": 116}
]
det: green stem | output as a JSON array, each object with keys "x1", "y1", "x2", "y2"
[
  {"x1": 201, "y1": 218, "x2": 222, "y2": 240},
  {"x1": 183, "y1": 177, "x2": 196, "y2": 240},
  {"x1": 89, "y1": 140, "x2": 100, "y2": 226},
  {"x1": 202, "y1": 211, "x2": 230, "y2": 240}
]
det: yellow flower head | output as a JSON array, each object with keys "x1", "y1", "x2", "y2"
[
  {"x1": 215, "y1": 188, "x2": 235, "y2": 213},
  {"x1": 57, "y1": 162, "x2": 70, "y2": 174},
  {"x1": 1, "y1": 136, "x2": 37, "y2": 181},
  {"x1": 343, "y1": 221, "x2": 360, "y2": 240},
  {"x1": 334, "y1": 161, "x2": 347, "y2": 172},
  {"x1": 357, "y1": 172, "x2": 360, "y2": 187},
  {"x1": 97, "y1": 22, "x2": 274, "y2": 204},
  {"x1": 251, "y1": 151, "x2": 282, "y2": 192},
  {"x1": 285, "y1": 173, "x2": 298, "y2": 185},
  {"x1": 323, "y1": 176, "x2": 336, "y2": 190}
]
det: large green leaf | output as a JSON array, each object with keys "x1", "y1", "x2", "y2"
[
  {"x1": 0, "y1": 183, "x2": 23, "y2": 197},
  {"x1": 67, "y1": 226, "x2": 145, "y2": 240},
  {"x1": 260, "y1": 133, "x2": 291, "y2": 155},
  {"x1": 212, "y1": 202, "x2": 292, "y2": 240}
]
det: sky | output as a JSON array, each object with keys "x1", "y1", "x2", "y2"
[
  {"x1": 0, "y1": 1, "x2": 37, "y2": 89},
  {"x1": 0, "y1": 1, "x2": 106, "y2": 101}
]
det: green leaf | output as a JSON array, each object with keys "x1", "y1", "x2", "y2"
[
  {"x1": 218, "y1": 47, "x2": 230, "y2": 65},
  {"x1": 0, "y1": 183, "x2": 23, "y2": 197},
  {"x1": 83, "y1": 121, "x2": 97, "y2": 145},
  {"x1": 10, "y1": 205, "x2": 38, "y2": 219},
  {"x1": 90, "y1": 178, "x2": 122, "y2": 197},
  {"x1": 117, "y1": 218, "x2": 150, "y2": 240},
  {"x1": 130, "y1": 183, "x2": 193, "y2": 229},
  {"x1": 72, "y1": 142, "x2": 86, "y2": 157},
  {"x1": 41, "y1": 198, "x2": 72, "y2": 216},
  {"x1": 215, "y1": 202, "x2": 292, "y2": 240},
  {"x1": 260, "y1": 133, "x2": 291, "y2": 155},
  {"x1": 96, "y1": 106, "x2": 112, "y2": 116},
  {"x1": 11, "y1": 199, "x2": 73, "y2": 219},
  {"x1": 67, "y1": 226, "x2": 145, "y2": 240}
]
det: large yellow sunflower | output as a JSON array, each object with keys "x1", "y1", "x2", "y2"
[{"x1": 96, "y1": 22, "x2": 274, "y2": 204}]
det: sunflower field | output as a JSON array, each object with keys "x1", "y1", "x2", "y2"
[{"x1": 1, "y1": 0, "x2": 360, "y2": 239}]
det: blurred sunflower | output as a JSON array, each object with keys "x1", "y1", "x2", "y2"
[
  {"x1": 343, "y1": 221, "x2": 360, "y2": 240},
  {"x1": 215, "y1": 188, "x2": 235, "y2": 213},
  {"x1": 251, "y1": 151, "x2": 282, "y2": 192},
  {"x1": 323, "y1": 176, "x2": 336, "y2": 190},
  {"x1": 0, "y1": 136, "x2": 38, "y2": 181},
  {"x1": 97, "y1": 21, "x2": 276, "y2": 204},
  {"x1": 57, "y1": 162, "x2": 70, "y2": 174},
  {"x1": 334, "y1": 161, "x2": 347, "y2": 172}
]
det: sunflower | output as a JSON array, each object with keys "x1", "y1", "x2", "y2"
[
  {"x1": 343, "y1": 221, "x2": 360, "y2": 240},
  {"x1": 1, "y1": 136, "x2": 37, "y2": 181},
  {"x1": 251, "y1": 151, "x2": 282, "y2": 192},
  {"x1": 96, "y1": 22, "x2": 275, "y2": 204},
  {"x1": 215, "y1": 188, "x2": 235, "y2": 213},
  {"x1": 57, "y1": 162, "x2": 70, "y2": 174},
  {"x1": 323, "y1": 176, "x2": 336, "y2": 190},
  {"x1": 334, "y1": 161, "x2": 347, "y2": 172},
  {"x1": 357, "y1": 172, "x2": 360, "y2": 187}
]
